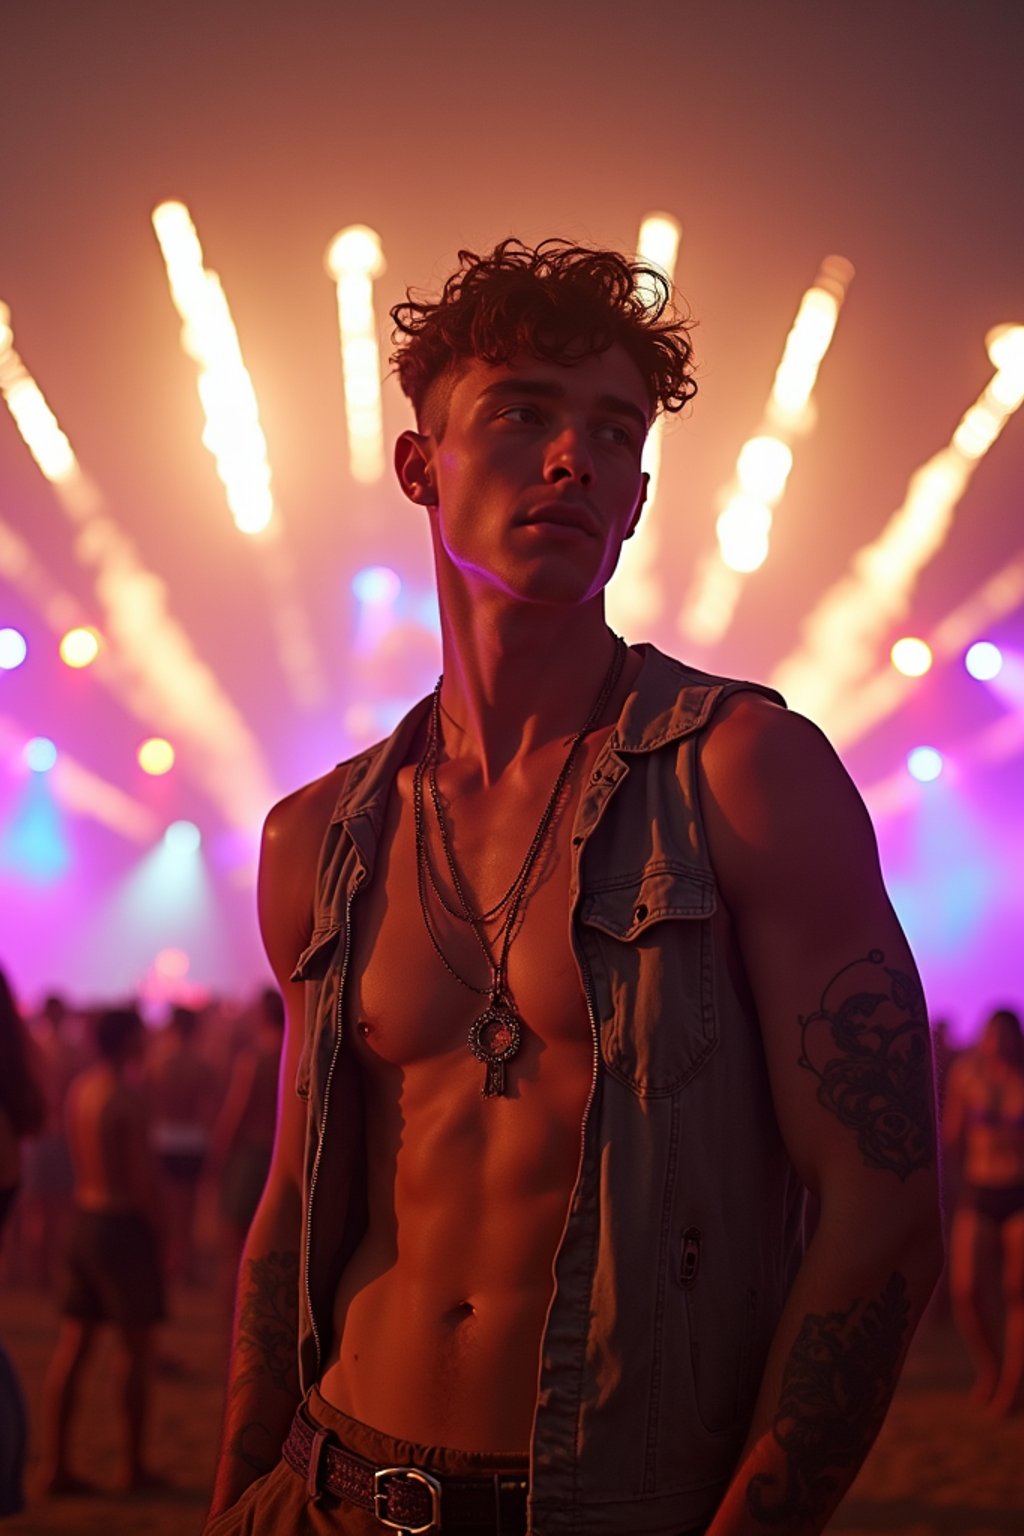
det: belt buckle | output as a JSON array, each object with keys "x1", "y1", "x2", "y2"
[{"x1": 373, "y1": 1465, "x2": 442, "y2": 1534}]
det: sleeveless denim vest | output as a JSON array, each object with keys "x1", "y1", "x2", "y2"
[{"x1": 291, "y1": 645, "x2": 805, "y2": 1536}]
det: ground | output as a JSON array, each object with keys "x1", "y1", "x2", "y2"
[{"x1": 0, "y1": 1286, "x2": 1020, "y2": 1534}]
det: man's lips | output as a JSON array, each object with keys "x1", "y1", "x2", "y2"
[{"x1": 520, "y1": 501, "x2": 597, "y2": 536}]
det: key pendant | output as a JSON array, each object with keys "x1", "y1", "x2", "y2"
[{"x1": 468, "y1": 996, "x2": 523, "y2": 1098}]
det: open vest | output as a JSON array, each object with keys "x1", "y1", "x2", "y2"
[{"x1": 291, "y1": 644, "x2": 806, "y2": 1535}]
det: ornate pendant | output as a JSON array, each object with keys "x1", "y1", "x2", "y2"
[{"x1": 468, "y1": 998, "x2": 524, "y2": 1098}]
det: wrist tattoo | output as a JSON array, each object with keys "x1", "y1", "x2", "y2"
[
  {"x1": 231, "y1": 1249, "x2": 300, "y2": 1400},
  {"x1": 745, "y1": 1271, "x2": 911, "y2": 1529},
  {"x1": 798, "y1": 950, "x2": 934, "y2": 1179}
]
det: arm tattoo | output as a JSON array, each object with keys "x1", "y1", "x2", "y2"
[
  {"x1": 798, "y1": 950, "x2": 934, "y2": 1179},
  {"x1": 227, "y1": 1421, "x2": 278, "y2": 1477},
  {"x1": 231, "y1": 1249, "x2": 300, "y2": 1401},
  {"x1": 745, "y1": 1271, "x2": 911, "y2": 1529}
]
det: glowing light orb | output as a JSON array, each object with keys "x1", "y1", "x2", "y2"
[
  {"x1": 59, "y1": 626, "x2": 101, "y2": 668},
  {"x1": 890, "y1": 637, "x2": 933, "y2": 678},
  {"x1": 163, "y1": 819, "x2": 201, "y2": 854},
  {"x1": 324, "y1": 225, "x2": 386, "y2": 279},
  {"x1": 907, "y1": 746, "x2": 943, "y2": 783},
  {"x1": 352, "y1": 565, "x2": 401, "y2": 605},
  {"x1": 0, "y1": 628, "x2": 28, "y2": 669},
  {"x1": 24, "y1": 736, "x2": 58, "y2": 773},
  {"x1": 138, "y1": 737, "x2": 175, "y2": 776},
  {"x1": 964, "y1": 641, "x2": 1003, "y2": 681},
  {"x1": 154, "y1": 947, "x2": 190, "y2": 980}
]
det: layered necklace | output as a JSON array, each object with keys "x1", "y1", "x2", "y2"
[{"x1": 413, "y1": 635, "x2": 626, "y2": 1097}]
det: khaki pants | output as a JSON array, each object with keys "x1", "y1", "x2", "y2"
[{"x1": 205, "y1": 1386, "x2": 529, "y2": 1535}]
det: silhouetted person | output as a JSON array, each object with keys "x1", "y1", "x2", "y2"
[
  {"x1": 150, "y1": 1004, "x2": 220, "y2": 1286},
  {"x1": 40, "y1": 1006, "x2": 167, "y2": 1494},
  {"x1": 208, "y1": 988, "x2": 285, "y2": 1317},
  {"x1": 944, "y1": 1006, "x2": 1024, "y2": 1416},
  {"x1": 16, "y1": 993, "x2": 82, "y2": 1289},
  {"x1": 0, "y1": 966, "x2": 47, "y2": 1515}
]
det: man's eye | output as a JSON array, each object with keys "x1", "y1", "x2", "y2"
[
  {"x1": 497, "y1": 406, "x2": 541, "y2": 424},
  {"x1": 597, "y1": 423, "x2": 633, "y2": 446}
]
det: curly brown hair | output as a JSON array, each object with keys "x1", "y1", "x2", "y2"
[{"x1": 389, "y1": 238, "x2": 697, "y2": 435}]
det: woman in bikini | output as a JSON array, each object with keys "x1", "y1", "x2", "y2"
[{"x1": 944, "y1": 1006, "x2": 1024, "y2": 1416}]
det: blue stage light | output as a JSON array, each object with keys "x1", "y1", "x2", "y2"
[
  {"x1": 24, "y1": 737, "x2": 58, "y2": 773},
  {"x1": 964, "y1": 641, "x2": 1003, "y2": 681},
  {"x1": 352, "y1": 566, "x2": 401, "y2": 606},
  {"x1": 0, "y1": 628, "x2": 28, "y2": 669},
  {"x1": 907, "y1": 746, "x2": 944, "y2": 783},
  {"x1": 163, "y1": 819, "x2": 201, "y2": 854}
]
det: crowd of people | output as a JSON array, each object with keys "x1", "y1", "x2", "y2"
[
  {"x1": 0, "y1": 969, "x2": 283, "y2": 1513},
  {"x1": 0, "y1": 967, "x2": 1022, "y2": 1516}
]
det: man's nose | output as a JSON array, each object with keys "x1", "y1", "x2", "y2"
[{"x1": 543, "y1": 427, "x2": 594, "y2": 486}]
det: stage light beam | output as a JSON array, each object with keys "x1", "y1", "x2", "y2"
[
  {"x1": 152, "y1": 201, "x2": 276, "y2": 536},
  {"x1": 680, "y1": 256, "x2": 854, "y2": 643},
  {"x1": 325, "y1": 225, "x2": 387, "y2": 484},
  {"x1": 606, "y1": 211, "x2": 683, "y2": 632}
]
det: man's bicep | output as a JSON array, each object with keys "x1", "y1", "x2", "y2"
[
  {"x1": 256, "y1": 791, "x2": 325, "y2": 1194},
  {"x1": 700, "y1": 698, "x2": 938, "y2": 1200}
]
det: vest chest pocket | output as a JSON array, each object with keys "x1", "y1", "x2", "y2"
[{"x1": 578, "y1": 862, "x2": 717, "y2": 1095}]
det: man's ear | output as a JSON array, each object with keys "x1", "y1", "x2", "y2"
[
  {"x1": 394, "y1": 431, "x2": 438, "y2": 506},
  {"x1": 623, "y1": 471, "x2": 649, "y2": 540}
]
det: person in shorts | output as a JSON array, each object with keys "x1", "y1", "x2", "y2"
[{"x1": 39, "y1": 1006, "x2": 167, "y2": 1494}]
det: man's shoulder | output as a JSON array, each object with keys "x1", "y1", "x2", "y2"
[
  {"x1": 263, "y1": 764, "x2": 348, "y2": 846},
  {"x1": 621, "y1": 642, "x2": 786, "y2": 751}
]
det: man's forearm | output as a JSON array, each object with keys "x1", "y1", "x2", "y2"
[
  {"x1": 207, "y1": 1193, "x2": 304, "y2": 1521},
  {"x1": 705, "y1": 1221, "x2": 942, "y2": 1536}
]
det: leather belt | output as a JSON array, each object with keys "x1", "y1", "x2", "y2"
[{"x1": 283, "y1": 1404, "x2": 529, "y2": 1534}]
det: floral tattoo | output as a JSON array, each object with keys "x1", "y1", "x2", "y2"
[
  {"x1": 797, "y1": 951, "x2": 934, "y2": 1180},
  {"x1": 746, "y1": 1272, "x2": 911, "y2": 1528}
]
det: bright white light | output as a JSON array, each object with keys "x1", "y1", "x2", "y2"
[
  {"x1": 24, "y1": 736, "x2": 58, "y2": 773},
  {"x1": 716, "y1": 495, "x2": 773, "y2": 573},
  {"x1": 325, "y1": 225, "x2": 386, "y2": 484},
  {"x1": 736, "y1": 436, "x2": 794, "y2": 504},
  {"x1": 986, "y1": 323, "x2": 1024, "y2": 377},
  {"x1": 636, "y1": 214, "x2": 681, "y2": 310},
  {"x1": 769, "y1": 286, "x2": 842, "y2": 422},
  {"x1": 152, "y1": 201, "x2": 277, "y2": 535},
  {"x1": 680, "y1": 255, "x2": 853, "y2": 645},
  {"x1": 965, "y1": 640, "x2": 1003, "y2": 681},
  {"x1": 138, "y1": 737, "x2": 175, "y2": 776},
  {"x1": 907, "y1": 746, "x2": 943, "y2": 783},
  {"x1": 164, "y1": 819, "x2": 201, "y2": 854},
  {"x1": 0, "y1": 309, "x2": 79, "y2": 483},
  {"x1": 352, "y1": 565, "x2": 401, "y2": 606},
  {"x1": 890, "y1": 637, "x2": 933, "y2": 678},
  {"x1": 0, "y1": 627, "x2": 28, "y2": 669},
  {"x1": 60, "y1": 626, "x2": 101, "y2": 668}
]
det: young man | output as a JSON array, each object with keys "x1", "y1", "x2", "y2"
[{"x1": 205, "y1": 240, "x2": 943, "y2": 1536}]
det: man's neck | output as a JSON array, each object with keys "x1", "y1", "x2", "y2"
[{"x1": 434, "y1": 600, "x2": 636, "y2": 786}]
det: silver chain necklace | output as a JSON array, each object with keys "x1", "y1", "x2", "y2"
[{"x1": 412, "y1": 635, "x2": 626, "y2": 1097}]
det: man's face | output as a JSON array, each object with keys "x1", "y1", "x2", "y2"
[{"x1": 401, "y1": 344, "x2": 651, "y2": 609}]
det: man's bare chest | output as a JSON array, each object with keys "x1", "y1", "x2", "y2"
[{"x1": 344, "y1": 745, "x2": 608, "y2": 1091}]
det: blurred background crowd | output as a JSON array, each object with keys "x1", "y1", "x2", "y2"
[{"x1": 2, "y1": 964, "x2": 1023, "y2": 1520}]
